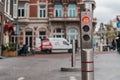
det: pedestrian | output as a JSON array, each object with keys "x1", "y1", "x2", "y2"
[
  {"x1": 112, "y1": 40, "x2": 116, "y2": 50},
  {"x1": 116, "y1": 33, "x2": 120, "y2": 53}
]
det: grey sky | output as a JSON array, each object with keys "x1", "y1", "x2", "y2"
[{"x1": 94, "y1": 0, "x2": 120, "y2": 28}]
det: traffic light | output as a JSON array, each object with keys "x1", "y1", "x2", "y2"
[{"x1": 80, "y1": 11, "x2": 93, "y2": 49}]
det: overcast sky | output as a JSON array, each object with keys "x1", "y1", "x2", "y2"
[{"x1": 94, "y1": 0, "x2": 120, "y2": 29}]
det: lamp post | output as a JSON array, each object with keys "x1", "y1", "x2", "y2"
[
  {"x1": 0, "y1": 22, "x2": 2, "y2": 55},
  {"x1": 0, "y1": 14, "x2": 5, "y2": 56},
  {"x1": 14, "y1": 21, "x2": 19, "y2": 56}
]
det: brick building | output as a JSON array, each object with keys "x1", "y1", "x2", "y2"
[
  {"x1": 11, "y1": 0, "x2": 96, "y2": 49},
  {"x1": 0, "y1": 0, "x2": 16, "y2": 55}
]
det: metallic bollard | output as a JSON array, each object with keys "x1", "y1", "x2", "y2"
[{"x1": 71, "y1": 40, "x2": 76, "y2": 67}]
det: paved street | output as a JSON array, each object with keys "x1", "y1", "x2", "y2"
[{"x1": 0, "y1": 52, "x2": 120, "y2": 80}]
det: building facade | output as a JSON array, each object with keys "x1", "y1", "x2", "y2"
[
  {"x1": 11, "y1": 0, "x2": 96, "y2": 49},
  {"x1": 0, "y1": 0, "x2": 4, "y2": 55}
]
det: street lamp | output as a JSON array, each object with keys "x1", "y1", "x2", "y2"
[{"x1": 13, "y1": 22, "x2": 19, "y2": 56}]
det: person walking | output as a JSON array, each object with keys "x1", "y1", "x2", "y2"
[
  {"x1": 112, "y1": 40, "x2": 116, "y2": 50},
  {"x1": 116, "y1": 33, "x2": 120, "y2": 53}
]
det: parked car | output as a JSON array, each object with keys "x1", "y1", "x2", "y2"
[{"x1": 41, "y1": 39, "x2": 52, "y2": 53}]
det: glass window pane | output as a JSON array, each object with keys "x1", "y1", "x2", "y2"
[
  {"x1": 69, "y1": 4, "x2": 76, "y2": 8},
  {"x1": 55, "y1": 4, "x2": 62, "y2": 17},
  {"x1": 26, "y1": 31, "x2": 32, "y2": 35},
  {"x1": 70, "y1": 35, "x2": 75, "y2": 40},
  {"x1": 39, "y1": 5, "x2": 46, "y2": 18},
  {"x1": 56, "y1": 35, "x2": 61, "y2": 38},
  {"x1": 59, "y1": 10, "x2": 62, "y2": 17},
  {"x1": 40, "y1": 5, "x2": 45, "y2": 8},
  {"x1": 55, "y1": 5, "x2": 62, "y2": 8},
  {"x1": 40, "y1": 10, "x2": 42, "y2": 17},
  {"x1": 18, "y1": 9, "x2": 20, "y2": 17},
  {"x1": 43, "y1": 10, "x2": 46, "y2": 17},
  {"x1": 22, "y1": 9, "x2": 24, "y2": 16},
  {"x1": 56, "y1": 10, "x2": 58, "y2": 17},
  {"x1": 70, "y1": 10, "x2": 72, "y2": 16},
  {"x1": 40, "y1": 31, "x2": 46, "y2": 35},
  {"x1": 68, "y1": 4, "x2": 76, "y2": 17},
  {"x1": 70, "y1": 29, "x2": 75, "y2": 33},
  {"x1": 53, "y1": 28, "x2": 64, "y2": 38},
  {"x1": 56, "y1": 28, "x2": 61, "y2": 33},
  {"x1": 73, "y1": 10, "x2": 76, "y2": 16}
]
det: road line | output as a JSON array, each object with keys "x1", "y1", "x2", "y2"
[
  {"x1": 70, "y1": 76, "x2": 77, "y2": 80},
  {"x1": 17, "y1": 77, "x2": 25, "y2": 80}
]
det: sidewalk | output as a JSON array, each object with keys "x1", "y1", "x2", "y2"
[
  {"x1": 95, "y1": 50, "x2": 117, "y2": 54},
  {"x1": 94, "y1": 53, "x2": 120, "y2": 80}
]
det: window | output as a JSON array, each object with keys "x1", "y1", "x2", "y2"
[
  {"x1": 0, "y1": 0, "x2": 3, "y2": 2},
  {"x1": 54, "y1": 4, "x2": 63, "y2": 17},
  {"x1": 39, "y1": 5, "x2": 46, "y2": 18},
  {"x1": 63, "y1": 41, "x2": 69, "y2": 45},
  {"x1": 18, "y1": 3, "x2": 29, "y2": 18},
  {"x1": 5, "y1": 0, "x2": 10, "y2": 14},
  {"x1": 25, "y1": 3, "x2": 29, "y2": 17},
  {"x1": 13, "y1": 4, "x2": 17, "y2": 18},
  {"x1": 13, "y1": 0, "x2": 17, "y2": 4},
  {"x1": 18, "y1": 6, "x2": 25, "y2": 17},
  {"x1": 25, "y1": 31, "x2": 33, "y2": 47},
  {"x1": 11, "y1": 35, "x2": 17, "y2": 43},
  {"x1": 39, "y1": 28, "x2": 46, "y2": 39},
  {"x1": 53, "y1": 28, "x2": 64, "y2": 38},
  {"x1": 26, "y1": 31, "x2": 32, "y2": 35},
  {"x1": 68, "y1": 4, "x2": 76, "y2": 17}
]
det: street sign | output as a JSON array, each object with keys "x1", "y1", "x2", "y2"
[{"x1": 117, "y1": 22, "x2": 120, "y2": 28}]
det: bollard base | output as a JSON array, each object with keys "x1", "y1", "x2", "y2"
[{"x1": 61, "y1": 67, "x2": 80, "y2": 72}]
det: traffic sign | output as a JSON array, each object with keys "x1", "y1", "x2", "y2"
[{"x1": 117, "y1": 22, "x2": 120, "y2": 28}]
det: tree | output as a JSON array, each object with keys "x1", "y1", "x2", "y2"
[{"x1": 105, "y1": 27, "x2": 118, "y2": 49}]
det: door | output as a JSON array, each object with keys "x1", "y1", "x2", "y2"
[{"x1": 25, "y1": 31, "x2": 32, "y2": 48}]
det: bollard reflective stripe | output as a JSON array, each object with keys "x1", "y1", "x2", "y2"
[
  {"x1": 82, "y1": 61, "x2": 94, "y2": 64},
  {"x1": 82, "y1": 70, "x2": 94, "y2": 72}
]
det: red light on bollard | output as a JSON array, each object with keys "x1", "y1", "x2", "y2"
[{"x1": 82, "y1": 16, "x2": 90, "y2": 24}]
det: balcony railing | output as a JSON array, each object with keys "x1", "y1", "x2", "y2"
[
  {"x1": 17, "y1": 17, "x2": 48, "y2": 23},
  {"x1": 18, "y1": 0, "x2": 30, "y2": 2},
  {"x1": 52, "y1": 0, "x2": 77, "y2": 3},
  {"x1": 49, "y1": 16, "x2": 80, "y2": 21}
]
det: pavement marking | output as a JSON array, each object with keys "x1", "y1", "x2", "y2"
[
  {"x1": 17, "y1": 77, "x2": 25, "y2": 80},
  {"x1": 70, "y1": 76, "x2": 77, "y2": 80}
]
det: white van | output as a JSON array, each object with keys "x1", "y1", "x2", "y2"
[
  {"x1": 35, "y1": 37, "x2": 72, "y2": 53},
  {"x1": 48, "y1": 38, "x2": 72, "y2": 53}
]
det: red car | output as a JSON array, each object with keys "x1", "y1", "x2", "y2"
[{"x1": 41, "y1": 39, "x2": 52, "y2": 53}]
